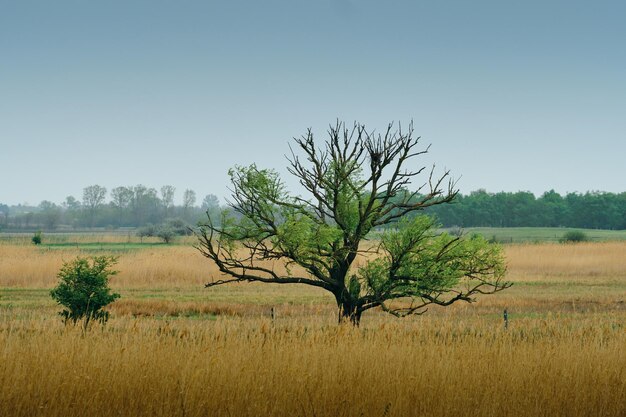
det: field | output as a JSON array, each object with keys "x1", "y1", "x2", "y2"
[
  {"x1": 450, "y1": 226, "x2": 626, "y2": 243},
  {"x1": 1, "y1": 235, "x2": 625, "y2": 416}
]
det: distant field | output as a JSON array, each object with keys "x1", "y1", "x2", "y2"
[
  {"x1": 3, "y1": 226, "x2": 626, "y2": 248},
  {"x1": 448, "y1": 226, "x2": 626, "y2": 243},
  {"x1": 0, "y1": 232, "x2": 196, "y2": 251}
]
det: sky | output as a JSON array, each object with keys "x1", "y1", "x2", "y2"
[{"x1": 1, "y1": 0, "x2": 625, "y2": 206}]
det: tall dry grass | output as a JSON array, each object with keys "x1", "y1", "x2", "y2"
[
  {"x1": 2, "y1": 241, "x2": 625, "y2": 314},
  {"x1": 506, "y1": 241, "x2": 626, "y2": 282},
  {"x1": 1, "y1": 239, "x2": 626, "y2": 416},
  {"x1": 0, "y1": 314, "x2": 624, "y2": 417},
  {"x1": 3, "y1": 241, "x2": 626, "y2": 288},
  {"x1": 0, "y1": 245, "x2": 209, "y2": 288}
]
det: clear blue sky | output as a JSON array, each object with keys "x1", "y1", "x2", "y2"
[{"x1": 1, "y1": 0, "x2": 625, "y2": 206}]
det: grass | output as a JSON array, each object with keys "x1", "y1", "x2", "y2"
[
  {"x1": 457, "y1": 226, "x2": 626, "y2": 243},
  {"x1": 1, "y1": 234, "x2": 625, "y2": 416},
  {"x1": 1, "y1": 314, "x2": 624, "y2": 417}
]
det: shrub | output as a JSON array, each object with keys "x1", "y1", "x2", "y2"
[
  {"x1": 162, "y1": 218, "x2": 191, "y2": 236},
  {"x1": 137, "y1": 219, "x2": 191, "y2": 244},
  {"x1": 561, "y1": 230, "x2": 589, "y2": 243},
  {"x1": 50, "y1": 256, "x2": 121, "y2": 329},
  {"x1": 136, "y1": 224, "x2": 157, "y2": 240},
  {"x1": 31, "y1": 230, "x2": 42, "y2": 245},
  {"x1": 156, "y1": 227, "x2": 176, "y2": 244}
]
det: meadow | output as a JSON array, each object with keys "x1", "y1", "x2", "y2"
[
  {"x1": 450, "y1": 226, "x2": 626, "y2": 243},
  {"x1": 1, "y1": 234, "x2": 625, "y2": 416}
]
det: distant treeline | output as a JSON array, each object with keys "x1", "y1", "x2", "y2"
[
  {"x1": 1, "y1": 187, "x2": 625, "y2": 231},
  {"x1": 424, "y1": 189, "x2": 626, "y2": 230},
  {"x1": 0, "y1": 185, "x2": 220, "y2": 231}
]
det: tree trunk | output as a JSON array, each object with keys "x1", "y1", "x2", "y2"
[{"x1": 335, "y1": 291, "x2": 361, "y2": 326}]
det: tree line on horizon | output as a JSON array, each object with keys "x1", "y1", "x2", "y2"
[
  {"x1": 0, "y1": 187, "x2": 625, "y2": 231},
  {"x1": 423, "y1": 189, "x2": 626, "y2": 230},
  {"x1": 0, "y1": 185, "x2": 220, "y2": 231}
]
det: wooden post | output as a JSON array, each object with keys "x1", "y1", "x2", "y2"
[{"x1": 503, "y1": 308, "x2": 509, "y2": 330}]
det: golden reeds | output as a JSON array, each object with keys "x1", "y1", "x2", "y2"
[
  {"x1": 3, "y1": 241, "x2": 626, "y2": 288},
  {"x1": 0, "y1": 314, "x2": 624, "y2": 417},
  {"x1": 1, "y1": 239, "x2": 625, "y2": 416}
]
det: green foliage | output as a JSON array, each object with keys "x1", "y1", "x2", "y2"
[
  {"x1": 136, "y1": 224, "x2": 158, "y2": 239},
  {"x1": 448, "y1": 227, "x2": 626, "y2": 243},
  {"x1": 426, "y1": 189, "x2": 626, "y2": 230},
  {"x1": 196, "y1": 121, "x2": 510, "y2": 324},
  {"x1": 561, "y1": 230, "x2": 589, "y2": 243},
  {"x1": 348, "y1": 275, "x2": 362, "y2": 298},
  {"x1": 136, "y1": 218, "x2": 190, "y2": 243},
  {"x1": 156, "y1": 227, "x2": 176, "y2": 244},
  {"x1": 359, "y1": 216, "x2": 506, "y2": 309},
  {"x1": 162, "y1": 218, "x2": 191, "y2": 236},
  {"x1": 50, "y1": 256, "x2": 120, "y2": 328},
  {"x1": 31, "y1": 230, "x2": 42, "y2": 245}
]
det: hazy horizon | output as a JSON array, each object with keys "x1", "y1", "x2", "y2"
[
  {"x1": 2, "y1": 1, "x2": 625, "y2": 206},
  {"x1": 2, "y1": 183, "x2": 625, "y2": 209}
]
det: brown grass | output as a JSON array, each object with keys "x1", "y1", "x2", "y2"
[
  {"x1": 1, "y1": 239, "x2": 626, "y2": 416},
  {"x1": 3, "y1": 240, "x2": 626, "y2": 287},
  {"x1": 0, "y1": 314, "x2": 624, "y2": 417}
]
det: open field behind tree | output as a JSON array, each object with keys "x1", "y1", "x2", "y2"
[
  {"x1": 458, "y1": 227, "x2": 626, "y2": 243},
  {"x1": 1, "y1": 236, "x2": 625, "y2": 416}
]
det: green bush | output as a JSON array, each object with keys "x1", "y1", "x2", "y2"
[
  {"x1": 50, "y1": 256, "x2": 121, "y2": 329},
  {"x1": 561, "y1": 230, "x2": 589, "y2": 243},
  {"x1": 137, "y1": 218, "x2": 191, "y2": 244},
  {"x1": 136, "y1": 224, "x2": 158, "y2": 239},
  {"x1": 31, "y1": 230, "x2": 42, "y2": 245},
  {"x1": 156, "y1": 227, "x2": 176, "y2": 244}
]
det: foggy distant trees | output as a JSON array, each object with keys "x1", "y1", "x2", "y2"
[
  {"x1": 83, "y1": 185, "x2": 107, "y2": 227},
  {"x1": 182, "y1": 189, "x2": 196, "y2": 221},
  {"x1": 160, "y1": 186, "x2": 176, "y2": 217},
  {"x1": 39, "y1": 201, "x2": 61, "y2": 230},
  {"x1": 0, "y1": 185, "x2": 222, "y2": 231},
  {"x1": 111, "y1": 186, "x2": 133, "y2": 226},
  {"x1": 2, "y1": 187, "x2": 626, "y2": 231},
  {"x1": 0, "y1": 203, "x2": 10, "y2": 229}
]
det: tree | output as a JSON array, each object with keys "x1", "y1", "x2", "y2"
[
  {"x1": 63, "y1": 196, "x2": 81, "y2": 211},
  {"x1": 38, "y1": 200, "x2": 61, "y2": 230},
  {"x1": 111, "y1": 186, "x2": 133, "y2": 226},
  {"x1": 196, "y1": 121, "x2": 510, "y2": 325},
  {"x1": 156, "y1": 227, "x2": 176, "y2": 244},
  {"x1": 160, "y1": 185, "x2": 176, "y2": 217},
  {"x1": 561, "y1": 230, "x2": 589, "y2": 243},
  {"x1": 201, "y1": 194, "x2": 221, "y2": 225},
  {"x1": 62, "y1": 196, "x2": 81, "y2": 228},
  {"x1": 50, "y1": 256, "x2": 120, "y2": 330},
  {"x1": 32, "y1": 230, "x2": 43, "y2": 245},
  {"x1": 201, "y1": 194, "x2": 220, "y2": 212},
  {"x1": 137, "y1": 218, "x2": 189, "y2": 243},
  {"x1": 131, "y1": 185, "x2": 160, "y2": 226},
  {"x1": 182, "y1": 189, "x2": 197, "y2": 220},
  {"x1": 83, "y1": 185, "x2": 108, "y2": 227},
  {"x1": 0, "y1": 203, "x2": 8, "y2": 228}
]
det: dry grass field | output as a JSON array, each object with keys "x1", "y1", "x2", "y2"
[{"x1": 1, "y1": 238, "x2": 625, "y2": 416}]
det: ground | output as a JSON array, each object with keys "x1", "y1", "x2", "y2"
[{"x1": 0, "y1": 232, "x2": 625, "y2": 416}]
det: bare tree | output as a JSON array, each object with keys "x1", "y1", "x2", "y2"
[{"x1": 196, "y1": 121, "x2": 510, "y2": 325}]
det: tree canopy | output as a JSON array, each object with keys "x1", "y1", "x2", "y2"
[{"x1": 196, "y1": 121, "x2": 510, "y2": 324}]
